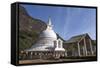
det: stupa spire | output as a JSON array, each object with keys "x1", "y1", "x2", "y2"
[
  {"x1": 48, "y1": 17, "x2": 52, "y2": 26},
  {"x1": 47, "y1": 17, "x2": 53, "y2": 30}
]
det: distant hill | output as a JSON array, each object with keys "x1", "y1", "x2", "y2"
[{"x1": 19, "y1": 5, "x2": 47, "y2": 51}]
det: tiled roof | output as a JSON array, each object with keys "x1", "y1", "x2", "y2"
[{"x1": 65, "y1": 33, "x2": 89, "y2": 43}]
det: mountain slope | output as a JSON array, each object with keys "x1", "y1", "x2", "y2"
[{"x1": 19, "y1": 5, "x2": 47, "y2": 51}]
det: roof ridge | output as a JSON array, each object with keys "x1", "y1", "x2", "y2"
[
  {"x1": 65, "y1": 33, "x2": 88, "y2": 43},
  {"x1": 70, "y1": 33, "x2": 87, "y2": 39}
]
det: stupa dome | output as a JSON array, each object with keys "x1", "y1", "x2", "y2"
[{"x1": 39, "y1": 18, "x2": 57, "y2": 39}]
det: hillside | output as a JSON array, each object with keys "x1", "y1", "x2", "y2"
[{"x1": 19, "y1": 5, "x2": 47, "y2": 51}]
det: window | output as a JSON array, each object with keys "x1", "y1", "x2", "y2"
[{"x1": 54, "y1": 41, "x2": 57, "y2": 48}]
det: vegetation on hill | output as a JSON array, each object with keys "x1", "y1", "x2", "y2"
[{"x1": 19, "y1": 5, "x2": 46, "y2": 51}]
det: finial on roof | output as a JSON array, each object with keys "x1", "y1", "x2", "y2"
[
  {"x1": 48, "y1": 16, "x2": 52, "y2": 26},
  {"x1": 46, "y1": 16, "x2": 53, "y2": 30}
]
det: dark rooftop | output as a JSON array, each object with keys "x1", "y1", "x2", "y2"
[{"x1": 65, "y1": 33, "x2": 89, "y2": 43}]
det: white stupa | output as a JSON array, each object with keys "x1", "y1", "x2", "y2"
[
  {"x1": 24, "y1": 17, "x2": 65, "y2": 59},
  {"x1": 27, "y1": 17, "x2": 65, "y2": 52}
]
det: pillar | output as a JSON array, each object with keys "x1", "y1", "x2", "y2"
[
  {"x1": 84, "y1": 38, "x2": 88, "y2": 56},
  {"x1": 83, "y1": 46, "x2": 86, "y2": 56},
  {"x1": 89, "y1": 39, "x2": 94, "y2": 55},
  {"x1": 65, "y1": 50, "x2": 67, "y2": 57},
  {"x1": 77, "y1": 42, "x2": 81, "y2": 56},
  {"x1": 56, "y1": 40, "x2": 58, "y2": 48},
  {"x1": 60, "y1": 40, "x2": 63, "y2": 48},
  {"x1": 39, "y1": 52, "x2": 42, "y2": 59},
  {"x1": 30, "y1": 52, "x2": 33, "y2": 59}
]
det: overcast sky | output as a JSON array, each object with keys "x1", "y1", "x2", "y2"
[{"x1": 21, "y1": 4, "x2": 96, "y2": 40}]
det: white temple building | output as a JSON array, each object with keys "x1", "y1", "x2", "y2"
[{"x1": 24, "y1": 18, "x2": 65, "y2": 59}]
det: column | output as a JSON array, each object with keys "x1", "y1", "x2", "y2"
[
  {"x1": 84, "y1": 38, "x2": 88, "y2": 56},
  {"x1": 56, "y1": 40, "x2": 58, "y2": 48},
  {"x1": 39, "y1": 52, "x2": 42, "y2": 59},
  {"x1": 83, "y1": 46, "x2": 86, "y2": 56},
  {"x1": 26, "y1": 51, "x2": 28, "y2": 59},
  {"x1": 60, "y1": 40, "x2": 63, "y2": 48},
  {"x1": 77, "y1": 42, "x2": 81, "y2": 56},
  {"x1": 89, "y1": 39, "x2": 94, "y2": 55},
  {"x1": 30, "y1": 52, "x2": 33, "y2": 59},
  {"x1": 65, "y1": 50, "x2": 67, "y2": 57}
]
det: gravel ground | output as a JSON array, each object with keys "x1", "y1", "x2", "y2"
[{"x1": 19, "y1": 58, "x2": 89, "y2": 64}]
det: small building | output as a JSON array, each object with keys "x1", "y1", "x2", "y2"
[{"x1": 64, "y1": 33, "x2": 95, "y2": 57}]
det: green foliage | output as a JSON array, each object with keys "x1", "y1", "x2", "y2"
[
  {"x1": 19, "y1": 30, "x2": 39, "y2": 51},
  {"x1": 18, "y1": 5, "x2": 46, "y2": 51}
]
